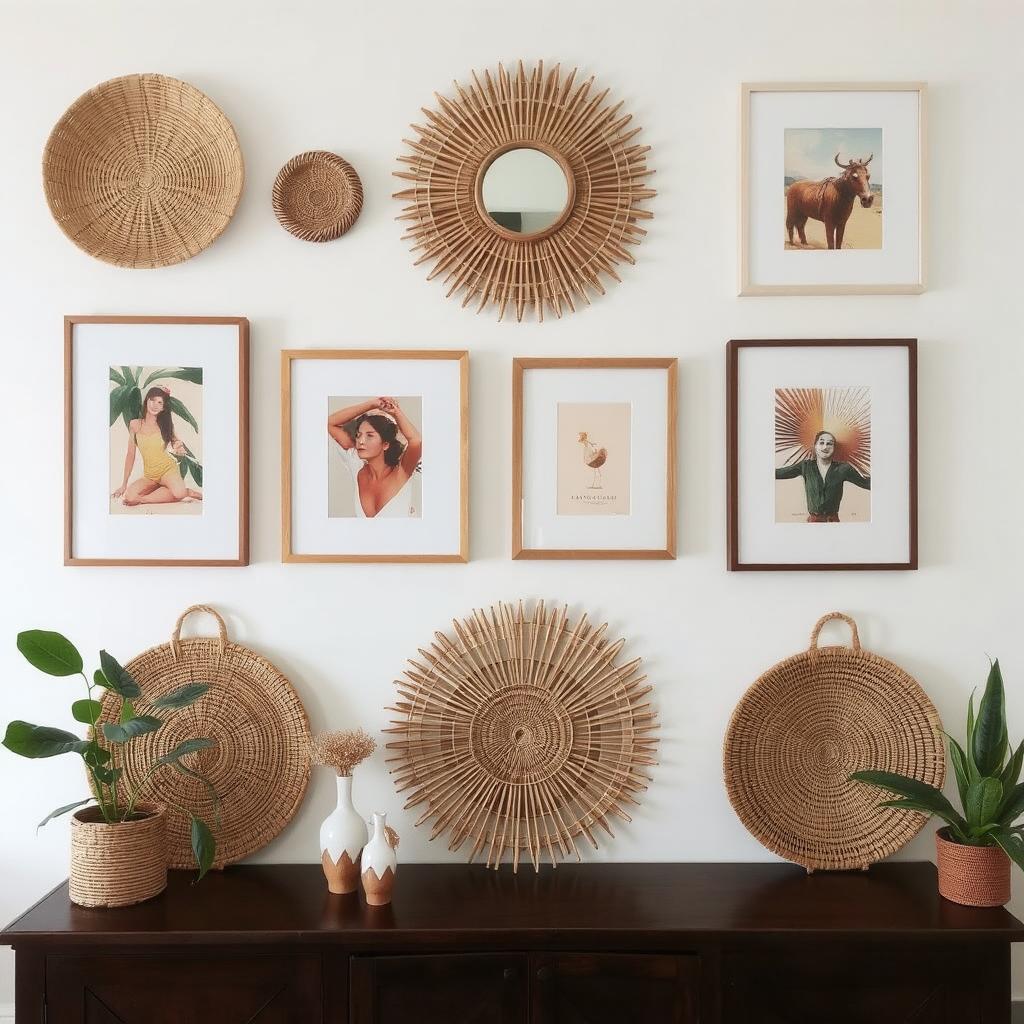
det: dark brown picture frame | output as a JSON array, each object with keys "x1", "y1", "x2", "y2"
[
  {"x1": 65, "y1": 315, "x2": 250, "y2": 567},
  {"x1": 727, "y1": 338, "x2": 917, "y2": 571}
]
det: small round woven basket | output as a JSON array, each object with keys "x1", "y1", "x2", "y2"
[
  {"x1": 69, "y1": 802, "x2": 166, "y2": 908},
  {"x1": 97, "y1": 606, "x2": 310, "y2": 869},
  {"x1": 43, "y1": 74, "x2": 244, "y2": 268},
  {"x1": 272, "y1": 150, "x2": 363, "y2": 242},
  {"x1": 723, "y1": 612, "x2": 945, "y2": 872}
]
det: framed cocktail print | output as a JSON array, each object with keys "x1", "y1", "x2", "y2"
[
  {"x1": 513, "y1": 358, "x2": 677, "y2": 559},
  {"x1": 727, "y1": 339, "x2": 917, "y2": 571},
  {"x1": 740, "y1": 83, "x2": 926, "y2": 295},
  {"x1": 282, "y1": 349, "x2": 468, "y2": 563},
  {"x1": 65, "y1": 315, "x2": 249, "y2": 566}
]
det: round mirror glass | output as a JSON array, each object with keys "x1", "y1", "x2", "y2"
[{"x1": 480, "y1": 148, "x2": 571, "y2": 235}]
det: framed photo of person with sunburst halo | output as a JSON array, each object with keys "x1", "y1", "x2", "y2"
[{"x1": 727, "y1": 339, "x2": 917, "y2": 570}]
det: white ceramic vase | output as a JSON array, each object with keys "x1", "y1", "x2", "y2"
[
  {"x1": 361, "y1": 811, "x2": 398, "y2": 906},
  {"x1": 319, "y1": 774, "x2": 368, "y2": 894}
]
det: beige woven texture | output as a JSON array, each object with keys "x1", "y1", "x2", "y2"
[
  {"x1": 385, "y1": 600, "x2": 659, "y2": 871},
  {"x1": 98, "y1": 606, "x2": 310, "y2": 869},
  {"x1": 69, "y1": 802, "x2": 166, "y2": 907},
  {"x1": 43, "y1": 74, "x2": 244, "y2": 268},
  {"x1": 394, "y1": 60, "x2": 655, "y2": 322},
  {"x1": 936, "y1": 829, "x2": 1011, "y2": 906},
  {"x1": 273, "y1": 150, "x2": 363, "y2": 242},
  {"x1": 724, "y1": 612, "x2": 946, "y2": 872}
]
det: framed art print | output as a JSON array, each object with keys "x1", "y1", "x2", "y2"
[
  {"x1": 740, "y1": 83, "x2": 926, "y2": 295},
  {"x1": 727, "y1": 339, "x2": 917, "y2": 571},
  {"x1": 513, "y1": 358, "x2": 677, "y2": 559},
  {"x1": 282, "y1": 349, "x2": 468, "y2": 563},
  {"x1": 65, "y1": 315, "x2": 249, "y2": 566}
]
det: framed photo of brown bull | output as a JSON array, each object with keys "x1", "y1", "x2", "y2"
[
  {"x1": 512, "y1": 358, "x2": 677, "y2": 560},
  {"x1": 727, "y1": 339, "x2": 917, "y2": 571},
  {"x1": 740, "y1": 83, "x2": 926, "y2": 295}
]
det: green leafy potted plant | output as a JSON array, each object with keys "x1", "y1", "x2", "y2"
[
  {"x1": 2, "y1": 629, "x2": 218, "y2": 908},
  {"x1": 851, "y1": 660, "x2": 1024, "y2": 907}
]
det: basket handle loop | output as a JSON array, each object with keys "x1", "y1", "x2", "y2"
[
  {"x1": 171, "y1": 605, "x2": 229, "y2": 661},
  {"x1": 809, "y1": 612, "x2": 861, "y2": 653}
]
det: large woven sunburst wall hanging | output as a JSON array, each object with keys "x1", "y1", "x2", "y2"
[
  {"x1": 394, "y1": 61, "x2": 655, "y2": 322},
  {"x1": 385, "y1": 601, "x2": 659, "y2": 870}
]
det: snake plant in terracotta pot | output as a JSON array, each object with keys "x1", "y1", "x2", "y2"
[
  {"x1": 2, "y1": 630, "x2": 218, "y2": 907},
  {"x1": 851, "y1": 660, "x2": 1024, "y2": 907}
]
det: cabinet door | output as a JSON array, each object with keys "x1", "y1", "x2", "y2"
[
  {"x1": 350, "y1": 953, "x2": 528, "y2": 1024},
  {"x1": 46, "y1": 953, "x2": 323, "y2": 1024},
  {"x1": 531, "y1": 953, "x2": 700, "y2": 1024}
]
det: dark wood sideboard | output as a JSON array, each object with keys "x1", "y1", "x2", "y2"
[{"x1": 3, "y1": 862, "x2": 1021, "y2": 1023}]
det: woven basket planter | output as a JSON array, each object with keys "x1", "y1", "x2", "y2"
[
  {"x1": 936, "y1": 828, "x2": 1011, "y2": 907},
  {"x1": 69, "y1": 802, "x2": 166, "y2": 908},
  {"x1": 724, "y1": 612, "x2": 945, "y2": 872}
]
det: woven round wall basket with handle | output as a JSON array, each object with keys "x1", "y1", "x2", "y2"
[
  {"x1": 723, "y1": 612, "x2": 946, "y2": 872},
  {"x1": 97, "y1": 606, "x2": 310, "y2": 869}
]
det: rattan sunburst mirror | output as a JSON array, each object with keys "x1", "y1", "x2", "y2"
[{"x1": 394, "y1": 61, "x2": 655, "y2": 321}]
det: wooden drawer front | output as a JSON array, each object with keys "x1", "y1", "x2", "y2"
[
  {"x1": 350, "y1": 953, "x2": 528, "y2": 1024},
  {"x1": 45, "y1": 953, "x2": 323, "y2": 1024},
  {"x1": 531, "y1": 953, "x2": 700, "y2": 1024}
]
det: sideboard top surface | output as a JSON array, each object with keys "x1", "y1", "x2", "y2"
[{"x1": 3, "y1": 862, "x2": 1022, "y2": 948}]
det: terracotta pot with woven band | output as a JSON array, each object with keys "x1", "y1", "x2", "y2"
[
  {"x1": 69, "y1": 802, "x2": 167, "y2": 908},
  {"x1": 935, "y1": 828, "x2": 1011, "y2": 907}
]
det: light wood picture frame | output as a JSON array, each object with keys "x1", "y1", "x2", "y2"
[
  {"x1": 727, "y1": 338, "x2": 918, "y2": 571},
  {"x1": 513, "y1": 358, "x2": 677, "y2": 560},
  {"x1": 282, "y1": 349, "x2": 469, "y2": 563},
  {"x1": 740, "y1": 82, "x2": 927, "y2": 295},
  {"x1": 64, "y1": 315, "x2": 250, "y2": 567}
]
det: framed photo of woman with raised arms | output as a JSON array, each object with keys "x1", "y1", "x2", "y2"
[
  {"x1": 727, "y1": 339, "x2": 916, "y2": 571},
  {"x1": 282, "y1": 350, "x2": 468, "y2": 563}
]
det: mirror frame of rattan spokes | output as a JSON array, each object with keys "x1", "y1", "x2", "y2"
[{"x1": 474, "y1": 142, "x2": 576, "y2": 243}]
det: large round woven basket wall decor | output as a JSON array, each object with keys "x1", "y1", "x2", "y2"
[
  {"x1": 43, "y1": 74, "x2": 244, "y2": 268},
  {"x1": 394, "y1": 61, "x2": 655, "y2": 322},
  {"x1": 723, "y1": 612, "x2": 945, "y2": 872},
  {"x1": 97, "y1": 606, "x2": 310, "y2": 869},
  {"x1": 385, "y1": 600, "x2": 659, "y2": 871},
  {"x1": 273, "y1": 150, "x2": 364, "y2": 242}
]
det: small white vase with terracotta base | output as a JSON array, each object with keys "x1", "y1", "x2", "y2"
[
  {"x1": 320, "y1": 774, "x2": 368, "y2": 894},
  {"x1": 361, "y1": 811, "x2": 398, "y2": 906},
  {"x1": 936, "y1": 827, "x2": 1011, "y2": 907}
]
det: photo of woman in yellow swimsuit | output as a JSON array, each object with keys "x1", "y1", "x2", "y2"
[{"x1": 111, "y1": 385, "x2": 203, "y2": 510}]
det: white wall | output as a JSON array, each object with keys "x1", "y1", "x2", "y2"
[{"x1": 2, "y1": 0, "x2": 1023, "y2": 1008}]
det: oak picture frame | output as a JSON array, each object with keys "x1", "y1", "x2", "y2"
[
  {"x1": 281, "y1": 349, "x2": 469, "y2": 563},
  {"x1": 512, "y1": 357, "x2": 677, "y2": 560},
  {"x1": 64, "y1": 314, "x2": 250, "y2": 567},
  {"x1": 727, "y1": 338, "x2": 918, "y2": 571}
]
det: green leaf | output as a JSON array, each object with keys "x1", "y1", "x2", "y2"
[
  {"x1": 143, "y1": 366, "x2": 203, "y2": 388},
  {"x1": 877, "y1": 799, "x2": 970, "y2": 843},
  {"x1": 121, "y1": 366, "x2": 135, "y2": 386},
  {"x1": 998, "y1": 782, "x2": 1024, "y2": 826},
  {"x1": 990, "y1": 827, "x2": 1024, "y2": 873},
  {"x1": 973, "y1": 660, "x2": 1008, "y2": 777},
  {"x1": 122, "y1": 386, "x2": 142, "y2": 429},
  {"x1": 168, "y1": 396, "x2": 198, "y2": 434},
  {"x1": 102, "y1": 716, "x2": 162, "y2": 743},
  {"x1": 2, "y1": 721, "x2": 89, "y2": 758},
  {"x1": 969, "y1": 822, "x2": 1001, "y2": 839},
  {"x1": 158, "y1": 737, "x2": 216, "y2": 764},
  {"x1": 71, "y1": 699, "x2": 102, "y2": 725},
  {"x1": 38, "y1": 798, "x2": 93, "y2": 830},
  {"x1": 109, "y1": 367, "x2": 125, "y2": 385},
  {"x1": 967, "y1": 690, "x2": 977, "y2": 772},
  {"x1": 109, "y1": 383, "x2": 132, "y2": 426},
  {"x1": 190, "y1": 816, "x2": 216, "y2": 882},
  {"x1": 1001, "y1": 740, "x2": 1024, "y2": 789},
  {"x1": 16, "y1": 630, "x2": 83, "y2": 676},
  {"x1": 119, "y1": 699, "x2": 135, "y2": 724},
  {"x1": 965, "y1": 777, "x2": 1003, "y2": 829},
  {"x1": 82, "y1": 741, "x2": 110, "y2": 767},
  {"x1": 850, "y1": 770, "x2": 969, "y2": 832},
  {"x1": 189, "y1": 460, "x2": 203, "y2": 487},
  {"x1": 92, "y1": 765, "x2": 122, "y2": 786},
  {"x1": 150, "y1": 683, "x2": 208, "y2": 711},
  {"x1": 97, "y1": 651, "x2": 141, "y2": 699},
  {"x1": 945, "y1": 734, "x2": 972, "y2": 808}
]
